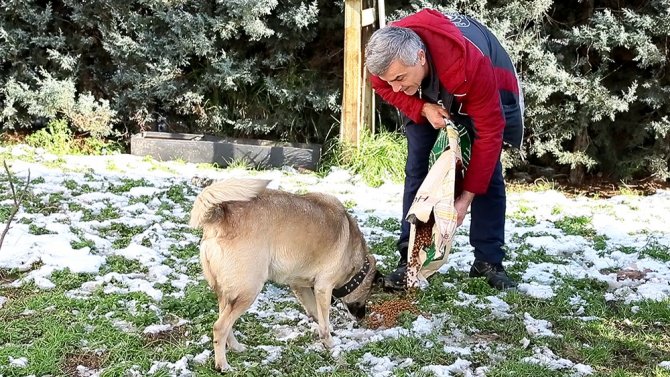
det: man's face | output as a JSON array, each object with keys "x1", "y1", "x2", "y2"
[{"x1": 378, "y1": 50, "x2": 426, "y2": 96}]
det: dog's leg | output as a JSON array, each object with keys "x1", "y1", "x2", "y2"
[
  {"x1": 291, "y1": 286, "x2": 318, "y2": 320},
  {"x1": 219, "y1": 301, "x2": 246, "y2": 352},
  {"x1": 203, "y1": 241, "x2": 240, "y2": 368},
  {"x1": 313, "y1": 284, "x2": 334, "y2": 348},
  {"x1": 203, "y1": 241, "x2": 234, "y2": 369},
  {"x1": 200, "y1": 240, "x2": 219, "y2": 291},
  {"x1": 212, "y1": 301, "x2": 230, "y2": 371},
  {"x1": 227, "y1": 331, "x2": 246, "y2": 353},
  {"x1": 213, "y1": 291, "x2": 257, "y2": 372}
]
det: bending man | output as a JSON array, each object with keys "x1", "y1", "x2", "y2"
[{"x1": 365, "y1": 9, "x2": 524, "y2": 290}]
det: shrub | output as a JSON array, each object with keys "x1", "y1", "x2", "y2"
[
  {"x1": 1, "y1": 70, "x2": 116, "y2": 138},
  {"x1": 25, "y1": 119, "x2": 74, "y2": 154},
  {"x1": 326, "y1": 128, "x2": 407, "y2": 187}
]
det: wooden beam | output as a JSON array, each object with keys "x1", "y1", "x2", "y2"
[
  {"x1": 341, "y1": 0, "x2": 363, "y2": 146},
  {"x1": 361, "y1": 22, "x2": 375, "y2": 135},
  {"x1": 342, "y1": 0, "x2": 377, "y2": 147}
]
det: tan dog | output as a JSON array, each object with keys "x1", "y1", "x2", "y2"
[{"x1": 189, "y1": 178, "x2": 379, "y2": 371}]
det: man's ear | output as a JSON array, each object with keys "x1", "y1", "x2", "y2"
[{"x1": 418, "y1": 49, "x2": 426, "y2": 66}]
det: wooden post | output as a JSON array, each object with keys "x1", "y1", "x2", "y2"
[
  {"x1": 341, "y1": 0, "x2": 378, "y2": 147},
  {"x1": 361, "y1": 10, "x2": 375, "y2": 136},
  {"x1": 341, "y1": 0, "x2": 364, "y2": 146}
]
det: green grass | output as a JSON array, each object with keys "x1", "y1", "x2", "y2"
[
  {"x1": 593, "y1": 234, "x2": 609, "y2": 251},
  {"x1": 1, "y1": 238, "x2": 669, "y2": 377},
  {"x1": 108, "y1": 178, "x2": 153, "y2": 194},
  {"x1": 553, "y1": 216, "x2": 596, "y2": 238},
  {"x1": 510, "y1": 201, "x2": 539, "y2": 226},
  {"x1": 0, "y1": 205, "x2": 12, "y2": 222},
  {"x1": 16, "y1": 119, "x2": 124, "y2": 157},
  {"x1": 99, "y1": 255, "x2": 148, "y2": 275},
  {"x1": 363, "y1": 216, "x2": 401, "y2": 233},
  {"x1": 97, "y1": 223, "x2": 148, "y2": 249},
  {"x1": 2, "y1": 145, "x2": 670, "y2": 377},
  {"x1": 224, "y1": 158, "x2": 254, "y2": 170},
  {"x1": 640, "y1": 240, "x2": 670, "y2": 262},
  {"x1": 368, "y1": 236, "x2": 398, "y2": 273},
  {"x1": 28, "y1": 224, "x2": 55, "y2": 235},
  {"x1": 323, "y1": 129, "x2": 407, "y2": 187},
  {"x1": 163, "y1": 183, "x2": 195, "y2": 206}
]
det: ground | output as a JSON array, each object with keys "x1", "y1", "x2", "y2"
[{"x1": 1, "y1": 144, "x2": 669, "y2": 377}]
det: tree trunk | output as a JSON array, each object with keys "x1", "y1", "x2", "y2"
[{"x1": 569, "y1": 129, "x2": 590, "y2": 185}]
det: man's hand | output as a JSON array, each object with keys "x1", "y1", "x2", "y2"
[
  {"x1": 421, "y1": 103, "x2": 451, "y2": 129},
  {"x1": 454, "y1": 190, "x2": 475, "y2": 226}
]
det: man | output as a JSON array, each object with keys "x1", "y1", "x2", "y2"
[{"x1": 364, "y1": 9, "x2": 524, "y2": 290}]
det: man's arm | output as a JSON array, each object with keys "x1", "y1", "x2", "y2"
[
  {"x1": 370, "y1": 76, "x2": 451, "y2": 128},
  {"x1": 450, "y1": 54, "x2": 504, "y2": 225},
  {"x1": 448, "y1": 53, "x2": 505, "y2": 195}
]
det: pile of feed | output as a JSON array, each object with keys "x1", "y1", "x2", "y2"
[
  {"x1": 406, "y1": 217, "x2": 435, "y2": 286},
  {"x1": 364, "y1": 298, "x2": 421, "y2": 329}
]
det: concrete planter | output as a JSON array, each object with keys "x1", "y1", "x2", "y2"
[{"x1": 130, "y1": 132, "x2": 321, "y2": 170}]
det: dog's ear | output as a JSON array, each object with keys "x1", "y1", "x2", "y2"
[
  {"x1": 346, "y1": 302, "x2": 367, "y2": 319},
  {"x1": 373, "y1": 271, "x2": 386, "y2": 287}
]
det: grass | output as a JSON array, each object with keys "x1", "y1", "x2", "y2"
[
  {"x1": 640, "y1": 240, "x2": 670, "y2": 262},
  {"x1": 108, "y1": 178, "x2": 153, "y2": 194},
  {"x1": 18, "y1": 119, "x2": 124, "y2": 156},
  {"x1": 363, "y1": 216, "x2": 401, "y2": 233},
  {"x1": 553, "y1": 215, "x2": 596, "y2": 238},
  {"x1": 324, "y1": 129, "x2": 407, "y2": 187},
  {"x1": 1, "y1": 144, "x2": 670, "y2": 376}
]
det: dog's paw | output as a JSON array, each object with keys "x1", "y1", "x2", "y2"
[
  {"x1": 321, "y1": 335, "x2": 334, "y2": 349},
  {"x1": 215, "y1": 361, "x2": 232, "y2": 372},
  {"x1": 229, "y1": 342, "x2": 247, "y2": 353}
]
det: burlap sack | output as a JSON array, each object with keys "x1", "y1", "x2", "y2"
[{"x1": 405, "y1": 125, "x2": 466, "y2": 288}]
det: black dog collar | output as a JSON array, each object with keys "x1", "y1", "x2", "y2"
[{"x1": 332, "y1": 258, "x2": 370, "y2": 298}]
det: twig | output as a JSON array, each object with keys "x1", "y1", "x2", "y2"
[{"x1": 0, "y1": 160, "x2": 31, "y2": 251}]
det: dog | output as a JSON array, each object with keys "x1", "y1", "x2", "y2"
[{"x1": 189, "y1": 178, "x2": 379, "y2": 371}]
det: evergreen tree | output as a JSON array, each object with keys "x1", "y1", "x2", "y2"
[
  {"x1": 386, "y1": 0, "x2": 670, "y2": 182},
  {"x1": 1, "y1": 0, "x2": 668, "y2": 181},
  {"x1": 1, "y1": 0, "x2": 343, "y2": 142}
]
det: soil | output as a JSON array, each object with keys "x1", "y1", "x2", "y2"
[
  {"x1": 63, "y1": 351, "x2": 107, "y2": 376},
  {"x1": 507, "y1": 176, "x2": 670, "y2": 198}
]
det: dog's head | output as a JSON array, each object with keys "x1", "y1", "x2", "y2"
[{"x1": 341, "y1": 255, "x2": 380, "y2": 319}]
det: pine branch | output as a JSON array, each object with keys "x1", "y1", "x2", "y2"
[{"x1": 0, "y1": 160, "x2": 31, "y2": 251}]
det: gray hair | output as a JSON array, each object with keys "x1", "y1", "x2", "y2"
[{"x1": 365, "y1": 26, "x2": 425, "y2": 76}]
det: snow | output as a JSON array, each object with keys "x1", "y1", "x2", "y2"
[{"x1": 1, "y1": 145, "x2": 670, "y2": 375}]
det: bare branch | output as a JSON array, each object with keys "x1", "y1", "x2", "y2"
[{"x1": 0, "y1": 160, "x2": 31, "y2": 251}]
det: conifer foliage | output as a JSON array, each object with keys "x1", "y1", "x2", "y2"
[
  {"x1": 396, "y1": 0, "x2": 670, "y2": 182},
  {"x1": 0, "y1": 0, "x2": 341, "y2": 143},
  {"x1": 0, "y1": 0, "x2": 669, "y2": 181}
]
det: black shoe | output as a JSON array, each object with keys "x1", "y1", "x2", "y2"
[
  {"x1": 469, "y1": 260, "x2": 518, "y2": 290},
  {"x1": 384, "y1": 260, "x2": 407, "y2": 290}
]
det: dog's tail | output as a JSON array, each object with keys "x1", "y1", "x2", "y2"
[{"x1": 189, "y1": 178, "x2": 271, "y2": 229}]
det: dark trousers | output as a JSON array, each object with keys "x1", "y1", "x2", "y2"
[{"x1": 398, "y1": 122, "x2": 507, "y2": 265}]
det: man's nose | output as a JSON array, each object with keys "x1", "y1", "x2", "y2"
[{"x1": 391, "y1": 82, "x2": 402, "y2": 92}]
